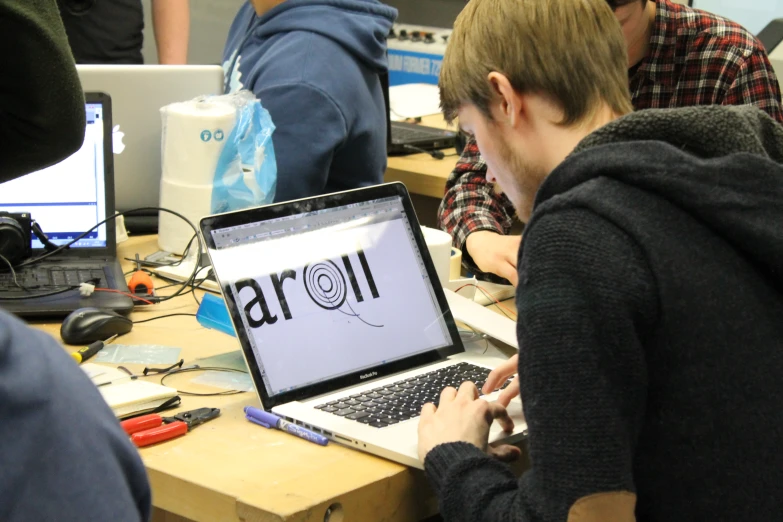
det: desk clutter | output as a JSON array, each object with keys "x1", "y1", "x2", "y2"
[
  {"x1": 121, "y1": 407, "x2": 220, "y2": 447},
  {"x1": 82, "y1": 363, "x2": 180, "y2": 418}
]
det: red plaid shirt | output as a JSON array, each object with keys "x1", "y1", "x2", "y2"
[{"x1": 439, "y1": 0, "x2": 783, "y2": 279}]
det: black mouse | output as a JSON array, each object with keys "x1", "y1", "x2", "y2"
[{"x1": 60, "y1": 307, "x2": 133, "y2": 345}]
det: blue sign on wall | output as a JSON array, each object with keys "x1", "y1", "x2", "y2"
[{"x1": 388, "y1": 49, "x2": 443, "y2": 86}]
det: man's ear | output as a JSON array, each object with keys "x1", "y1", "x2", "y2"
[{"x1": 487, "y1": 72, "x2": 524, "y2": 128}]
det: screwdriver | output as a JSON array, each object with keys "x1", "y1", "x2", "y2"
[{"x1": 71, "y1": 334, "x2": 118, "y2": 364}]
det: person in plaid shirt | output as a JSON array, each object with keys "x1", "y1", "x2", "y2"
[{"x1": 438, "y1": 0, "x2": 783, "y2": 284}]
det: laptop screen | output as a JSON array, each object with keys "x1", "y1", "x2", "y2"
[
  {"x1": 0, "y1": 101, "x2": 109, "y2": 249},
  {"x1": 207, "y1": 193, "x2": 453, "y2": 398}
]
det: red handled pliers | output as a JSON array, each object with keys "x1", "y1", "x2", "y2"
[{"x1": 120, "y1": 407, "x2": 220, "y2": 447}]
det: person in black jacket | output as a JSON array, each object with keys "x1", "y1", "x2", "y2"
[
  {"x1": 417, "y1": 0, "x2": 783, "y2": 520},
  {"x1": 0, "y1": 1, "x2": 151, "y2": 520},
  {"x1": 58, "y1": 0, "x2": 189, "y2": 64}
]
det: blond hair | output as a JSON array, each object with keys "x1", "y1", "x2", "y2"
[{"x1": 440, "y1": 0, "x2": 633, "y2": 125}]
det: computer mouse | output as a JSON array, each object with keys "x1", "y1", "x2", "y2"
[{"x1": 60, "y1": 307, "x2": 133, "y2": 345}]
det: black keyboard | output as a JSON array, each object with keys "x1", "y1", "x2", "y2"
[
  {"x1": 315, "y1": 362, "x2": 513, "y2": 429},
  {"x1": 0, "y1": 266, "x2": 107, "y2": 292},
  {"x1": 392, "y1": 125, "x2": 445, "y2": 142}
]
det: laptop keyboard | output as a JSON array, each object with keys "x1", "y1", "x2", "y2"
[
  {"x1": 0, "y1": 266, "x2": 107, "y2": 292},
  {"x1": 315, "y1": 362, "x2": 513, "y2": 429}
]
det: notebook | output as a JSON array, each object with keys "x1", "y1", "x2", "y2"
[
  {"x1": 82, "y1": 363, "x2": 179, "y2": 418},
  {"x1": 0, "y1": 92, "x2": 133, "y2": 318},
  {"x1": 201, "y1": 182, "x2": 526, "y2": 468}
]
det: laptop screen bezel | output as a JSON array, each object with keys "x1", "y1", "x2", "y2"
[
  {"x1": 200, "y1": 182, "x2": 464, "y2": 409},
  {"x1": 30, "y1": 91, "x2": 117, "y2": 258}
]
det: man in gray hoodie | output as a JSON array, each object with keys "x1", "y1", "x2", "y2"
[{"x1": 417, "y1": 0, "x2": 783, "y2": 520}]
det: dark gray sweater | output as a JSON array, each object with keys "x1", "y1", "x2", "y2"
[{"x1": 424, "y1": 105, "x2": 783, "y2": 521}]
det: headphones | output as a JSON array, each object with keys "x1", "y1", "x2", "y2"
[
  {"x1": 0, "y1": 212, "x2": 60, "y2": 265},
  {"x1": 0, "y1": 213, "x2": 31, "y2": 264}
]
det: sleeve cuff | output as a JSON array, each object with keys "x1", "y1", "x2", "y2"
[
  {"x1": 461, "y1": 228, "x2": 515, "y2": 285},
  {"x1": 424, "y1": 441, "x2": 490, "y2": 495}
]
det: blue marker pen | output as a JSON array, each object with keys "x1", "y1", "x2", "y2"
[{"x1": 244, "y1": 406, "x2": 329, "y2": 446}]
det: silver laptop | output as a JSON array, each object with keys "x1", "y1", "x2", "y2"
[
  {"x1": 200, "y1": 182, "x2": 526, "y2": 468},
  {"x1": 77, "y1": 65, "x2": 224, "y2": 224}
]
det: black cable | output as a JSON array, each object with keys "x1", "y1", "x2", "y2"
[
  {"x1": 124, "y1": 233, "x2": 198, "y2": 269},
  {"x1": 15, "y1": 207, "x2": 202, "y2": 305},
  {"x1": 152, "y1": 281, "x2": 183, "y2": 290},
  {"x1": 0, "y1": 285, "x2": 79, "y2": 301},
  {"x1": 189, "y1": 275, "x2": 212, "y2": 306},
  {"x1": 0, "y1": 253, "x2": 26, "y2": 290},
  {"x1": 159, "y1": 366, "x2": 249, "y2": 396},
  {"x1": 124, "y1": 268, "x2": 154, "y2": 277},
  {"x1": 459, "y1": 324, "x2": 489, "y2": 354},
  {"x1": 133, "y1": 313, "x2": 197, "y2": 324},
  {"x1": 402, "y1": 144, "x2": 445, "y2": 159}
]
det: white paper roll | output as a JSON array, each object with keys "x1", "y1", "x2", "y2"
[
  {"x1": 421, "y1": 226, "x2": 452, "y2": 287},
  {"x1": 158, "y1": 180, "x2": 213, "y2": 253},
  {"x1": 160, "y1": 100, "x2": 237, "y2": 185},
  {"x1": 158, "y1": 99, "x2": 237, "y2": 253}
]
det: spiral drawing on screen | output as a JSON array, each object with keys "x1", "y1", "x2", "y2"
[
  {"x1": 304, "y1": 260, "x2": 346, "y2": 310},
  {"x1": 304, "y1": 260, "x2": 383, "y2": 328}
]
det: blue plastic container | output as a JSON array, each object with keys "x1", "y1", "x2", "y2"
[{"x1": 196, "y1": 293, "x2": 236, "y2": 337}]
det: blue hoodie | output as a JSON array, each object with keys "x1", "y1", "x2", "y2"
[{"x1": 223, "y1": 0, "x2": 397, "y2": 203}]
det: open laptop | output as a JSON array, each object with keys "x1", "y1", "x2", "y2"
[
  {"x1": 201, "y1": 182, "x2": 526, "y2": 468},
  {"x1": 0, "y1": 92, "x2": 133, "y2": 318},
  {"x1": 381, "y1": 72, "x2": 457, "y2": 156},
  {"x1": 77, "y1": 65, "x2": 225, "y2": 231}
]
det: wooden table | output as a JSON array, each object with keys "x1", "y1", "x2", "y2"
[
  {"x1": 385, "y1": 115, "x2": 458, "y2": 200},
  {"x1": 33, "y1": 235, "x2": 520, "y2": 522}
]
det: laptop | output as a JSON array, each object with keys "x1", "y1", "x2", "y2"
[
  {"x1": 0, "y1": 92, "x2": 133, "y2": 318},
  {"x1": 77, "y1": 65, "x2": 225, "y2": 231},
  {"x1": 381, "y1": 72, "x2": 457, "y2": 156},
  {"x1": 200, "y1": 182, "x2": 526, "y2": 468}
]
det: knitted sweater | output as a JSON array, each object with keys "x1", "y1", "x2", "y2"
[{"x1": 424, "y1": 105, "x2": 783, "y2": 522}]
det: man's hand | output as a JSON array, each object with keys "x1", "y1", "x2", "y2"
[
  {"x1": 465, "y1": 231, "x2": 522, "y2": 285},
  {"x1": 418, "y1": 382, "x2": 520, "y2": 463},
  {"x1": 482, "y1": 355, "x2": 520, "y2": 407}
]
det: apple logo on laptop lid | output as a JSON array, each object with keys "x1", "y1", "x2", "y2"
[{"x1": 112, "y1": 124, "x2": 126, "y2": 154}]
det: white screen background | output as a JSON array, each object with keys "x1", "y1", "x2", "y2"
[{"x1": 209, "y1": 215, "x2": 450, "y2": 395}]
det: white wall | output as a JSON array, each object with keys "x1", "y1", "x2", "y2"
[
  {"x1": 691, "y1": 0, "x2": 783, "y2": 35},
  {"x1": 141, "y1": 0, "x2": 245, "y2": 65}
]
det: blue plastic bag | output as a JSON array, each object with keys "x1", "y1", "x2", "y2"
[{"x1": 210, "y1": 90, "x2": 277, "y2": 214}]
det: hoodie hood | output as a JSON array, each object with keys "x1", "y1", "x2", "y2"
[
  {"x1": 249, "y1": 0, "x2": 396, "y2": 71},
  {"x1": 573, "y1": 105, "x2": 783, "y2": 161},
  {"x1": 537, "y1": 105, "x2": 783, "y2": 290}
]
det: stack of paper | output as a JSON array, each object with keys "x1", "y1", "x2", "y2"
[{"x1": 81, "y1": 363, "x2": 179, "y2": 418}]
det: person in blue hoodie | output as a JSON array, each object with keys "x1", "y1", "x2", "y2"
[{"x1": 223, "y1": 0, "x2": 397, "y2": 202}]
